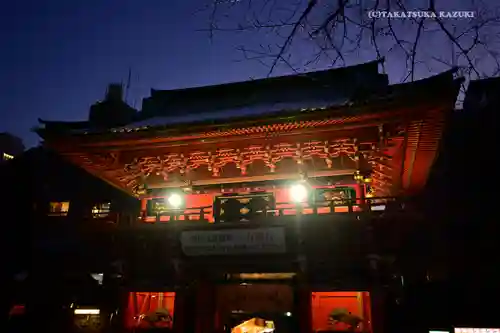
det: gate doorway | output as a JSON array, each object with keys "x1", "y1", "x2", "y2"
[{"x1": 216, "y1": 283, "x2": 295, "y2": 333}]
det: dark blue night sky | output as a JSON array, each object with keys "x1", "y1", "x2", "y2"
[
  {"x1": 1, "y1": 0, "x2": 272, "y2": 147},
  {"x1": 1, "y1": 0, "x2": 498, "y2": 148}
]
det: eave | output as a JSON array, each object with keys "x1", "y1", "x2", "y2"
[
  {"x1": 43, "y1": 94, "x2": 454, "y2": 153},
  {"x1": 39, "y1": 74, "x2": 461, "y2": 198}
]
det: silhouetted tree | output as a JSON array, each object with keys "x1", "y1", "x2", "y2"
[{"x1": 199, "y1": 0, "x2": 500, "y2": 84}]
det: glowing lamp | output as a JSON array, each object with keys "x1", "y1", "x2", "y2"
[
  {"x1": 74, "y1": 309, "x2": 100, "y2": 315},
  {"x1": 167, "y1": 193, "x2": 183, "y2": 208},
  {"x1": 289, "y1": 184, "x2": 308, "y2": 203}
]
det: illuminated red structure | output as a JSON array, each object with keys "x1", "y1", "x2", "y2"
[{"x1": 35, "y1": 61, "x2": 460, "y2": 333}]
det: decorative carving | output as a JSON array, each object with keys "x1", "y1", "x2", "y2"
[
  {"x1": 119, "y1": 139, "x2": 360, "y2": 187},
  {"x1": 73, "y1": 135, "x2": 403, "y2": 196},
  {"x1": 364, "y1": 135, "x2": 404, "y2": 196},
  {"x1": 80, "y1": 152, "x2": 120, "y2": 170}
]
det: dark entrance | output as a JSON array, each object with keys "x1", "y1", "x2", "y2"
[
  {"x1": 217, "y1": 283, "x2": 295, "y2": 333},
  {"x1": 228, "y1": 312, "x2": 295, "y2": 333}
]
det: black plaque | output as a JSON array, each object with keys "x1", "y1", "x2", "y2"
[{"x1": 213, "y1": 192, "x2": 275, "y2": 223}]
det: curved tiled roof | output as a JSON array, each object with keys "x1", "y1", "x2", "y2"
[
  {"x1": 37, "y1": 61, "x2": 386, "y2": 134},
  {"x1": 36, "y1": 64, "x2": 461, "y2": 150}
]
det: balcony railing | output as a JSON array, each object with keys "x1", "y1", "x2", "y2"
[
  {"x1": 142, "y1": 197, "x2": 400, "y2": 224},
  {"x1": 39, "y1": 212, "x2": 124, "y2": 230}
]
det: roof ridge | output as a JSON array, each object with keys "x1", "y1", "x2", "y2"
[{"x1": 150, "y1": 60, "x2": 382, "y2": 95}]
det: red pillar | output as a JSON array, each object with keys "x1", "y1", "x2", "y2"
[
  {"x1": 357, "y1": 183, "x2": 367, "y2": 206},
  {"x1": 214, "y1": 291, "x2": 222, "y2": 333},
  {"x1": 362, "y1": 292, "x2": 374, "y2": 333},
  {"x1": 369, "y1": 290, "x2": 385, "y2": 333},
  {"x1": 113, "y1": 290, "x2": 130, "y2": 332},
  {"x1": 173, "y1": 289, "x2": 186, "y2": 333},
  {"x1": 355, "y1": 183, "x2": 363, "y2": 200},
  {"x1": 195, "y1": 280, "x2": 215, "y2": 333},
  {"x1": 297, "y1": 283, "x2": 312, "y2": 333},
  {"x1": 140, "y1": 199, "x2": 147, "y2": 222}
]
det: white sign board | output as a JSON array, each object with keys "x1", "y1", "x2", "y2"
[{"x1": 180, "y1": 227, "x2": 286, "y2": 256}]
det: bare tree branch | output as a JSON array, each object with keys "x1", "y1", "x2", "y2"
[
  {"x1": 266, "y1": 0, "x2": 318, "y2": 76},
  {"x1": 411, "y1": 19, "x2": 425, "y2": 81},
  {"x1": 198, "y1": 0, "x2": 500, "y2": 84}
]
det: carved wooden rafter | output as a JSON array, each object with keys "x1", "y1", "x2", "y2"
[
  {"x1": 364, "y1": 133, "x2": 404, "y2": 196},
  {"x1": 76, "y1": 152, "x2": 119, "y2": 171},
  {"x1": 71, "y1": 135, "x2": 401, "y2": 196},
  {"x1": 118, "y1": 139, "x2": 360, "y2": 188},
  {"x1": 67, "y1": 152, "x2": 137, "y2": 193}
]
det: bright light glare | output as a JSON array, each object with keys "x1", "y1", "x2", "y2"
[
  {"x1": 74, "y1": 309, "x2": 100, "y2": 315},
  {"x1": 289, "y1": 184, "x2": 308, "y2": 202},
  {"x1": 167, "y1": 193, "x2": 183, "y2": 208},
  {"x1": 285, "y1": 312, "x2": 292, "y2": 317},
  {"x1": 3, "y1": 153, "x2": 14, "y2": 160}
]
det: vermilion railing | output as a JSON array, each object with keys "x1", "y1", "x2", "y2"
[{"x1": 142, "y1": 197, "x2": 398, "y2": 223}]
